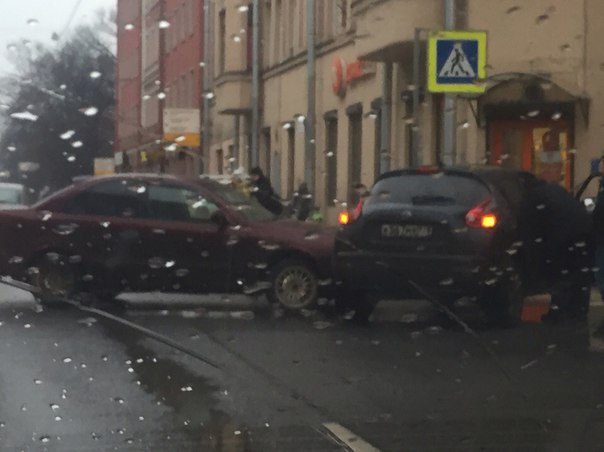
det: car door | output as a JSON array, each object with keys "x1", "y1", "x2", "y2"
[
  {"x1": 49, "y1": 178, "x2": 152, "y2": 293},
  {"x1": 143, "y1": 181, "x2": 231, "y2": 294}
]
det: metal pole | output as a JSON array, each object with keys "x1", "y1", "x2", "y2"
[
  {"x1": 250, "y1": 0, "x2": 260, "y2": 168},
  {"x1": 412, "y1": 28, "x2": 422, "y2": 167},
  {"x1": 442, "y1": 0, "x2": 457, "y2": 167},
  {"x1": 202, "y1": 0, "x2": 211, "y2": 174},
  {"x1": 233, "y1": 115, "x2": 240, "y2": 171},
  {"x1": 305, "y1": 0, "x2": 316, "y2": 191},
  {"x1": 380, "y1": 62, "x2": 392, "y2": 174}
]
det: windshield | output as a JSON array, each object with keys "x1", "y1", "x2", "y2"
[
  {"x1": 203, "y1": 180, "x2": 276, "y2": 222},
  {"x1": 369, "y1": 173, "x2": 490, "y2": 207},
  {"x1": 0, "y1": 2, "x2": 603, "y2": 451}
]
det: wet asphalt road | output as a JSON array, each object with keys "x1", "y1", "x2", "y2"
[{"x1": 1, "y1": 285, "x2": 604, "y2": 452}]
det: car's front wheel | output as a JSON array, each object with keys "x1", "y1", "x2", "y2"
[{"x1": 267, "y1": 259, "x2": 318, "y2": 310}]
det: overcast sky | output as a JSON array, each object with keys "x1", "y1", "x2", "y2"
[{"x1": 0, "y1": 0, "x2": 117, "y2": 74}]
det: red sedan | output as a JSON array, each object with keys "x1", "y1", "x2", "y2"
[{"x1": 0, "y1": 174, "x2": 335, "y2": 309}]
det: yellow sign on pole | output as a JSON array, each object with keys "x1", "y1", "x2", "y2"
[{"x1": 428, "y1": 30, "x2": 487, "y2": 94}]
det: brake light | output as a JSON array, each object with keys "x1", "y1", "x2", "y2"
[
  {"x1": 416, "y1": 165, "x2": 440, "y2": 174},
  {"x1": 338, "y1": 211, "x2": 350, "y2": 225},
  {"x1": 339, "y1": 199, "x2": 365, "y2": 226},
  {"x1": 466, "y1": 198, "x2": 498, "y2": 229},
  {"x1": 481, "y1": 214, "x2": 497, "y2": 228}
]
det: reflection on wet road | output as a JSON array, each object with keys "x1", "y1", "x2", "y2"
[{"x1": 1, "y1": 285, "x2": 604, "y2": 451}]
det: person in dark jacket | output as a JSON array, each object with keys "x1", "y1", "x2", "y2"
[
  {"x1": 592, "y1": 157, "x2": 604, "y2": 302},
  {"x1": 519, "y1": 174, "x2": 594, "y2": 321},
  {"x1": 290, "y1": 182, "x2": 313, "y2": 221},
  {"x1": 249, "y1": 167, "x2": 283, "y2": 215}
]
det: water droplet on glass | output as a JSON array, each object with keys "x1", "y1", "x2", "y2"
[
  {"x1": 180, "y1": 385, "x2": 193, "y2": 392},
  {"x1": 80, "y1": 107, "x2": 98, "y2": 117},
  {"x1": 38, "y1": 211, "x2": 53, "y2": 222},
  {"x1": 9, "y1": 256, "x2": 23, "y2": 264},
  {"x1": 39, "y1": 435, "x2": 50, "y2": 443},
  {"x1": 175, "y1": 268, "x2": 189, "y2": 278},
  {"x1": 54, "y1": 415, "x2": 62, "y2": 421},
  {"x1": 165, "y1": 260, "x2": 175, "y2": 268},
  {"x1": 62, "y1": 357, "x2": 72, "y2": 363},
  {"x1": 439, "y1": 278, "x2": 454, "y2": 286},
  {"x1": 304, "y1": 232, "x2": 320, "y2": 240},
  {"x1": 10, "y1": 111, "x2": 38, "y2": 121},
  {"x1": 124, "y1": 23, "x2": 135, "y2": 31},
  {"x1": 158, "y1": 19, "x2": 171, "y2": 28},
  {"x1": 127, "y1": 367, "x2": 134, "y2": 373},
  {"x1": 34, "y1": 379, "x2": 42, "y2": 385},
  {"x1": 113, "y1": 397, "x2": 125, "y2": 404},
  {"x1": 313, "y1": 320, "x2": 332, "y2": 330},
  {"x1": 20, "y1": 404, "x2": 27, "y2": 411}
]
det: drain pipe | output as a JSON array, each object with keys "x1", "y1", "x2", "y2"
[
  {"x1": 250, "y1": 0, "x2": 260, "y2": 168},
  {"x1": 304, "y1": 0, "x2": 316, "y2": 192},
  {"x1": 202, "y1": 0, "x2": 211, "y2": 174}
]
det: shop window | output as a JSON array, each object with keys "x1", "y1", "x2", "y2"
[{"x1": 325, "y1": 113, "x2": 338, "y2": 206}]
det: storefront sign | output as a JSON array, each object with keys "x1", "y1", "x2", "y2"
[
  {"x1": 94, "y1": 158, "x2": 115, "y2": 176},
  {"x1": 163, "y1": 108, "x2": 201, "y2": 147}
]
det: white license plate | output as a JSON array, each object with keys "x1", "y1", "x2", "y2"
[{"x1": 381, "y1": 224, "x2": 433, "y2": 239}]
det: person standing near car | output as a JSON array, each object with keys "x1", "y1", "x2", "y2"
[
  {"x1": 592, "y1": 156, "x2": 604, "y2": 303},
  {"x1": 249, "y1": 166, "x2": 283, "y2": 215},
  {"x1": 519, "y1": 174, "x2": 594, "y2": 322}
]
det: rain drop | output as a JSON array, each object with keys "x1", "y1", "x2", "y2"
[
  {"x1": 34, "y1": 379, "x2": 42, "y2": 385},
  {"x1": 39, "y1": 435, "x2": 50, "y2": 443},
  {"x1": 62, "y1": 357, "x2": 72, "y2": 363}
]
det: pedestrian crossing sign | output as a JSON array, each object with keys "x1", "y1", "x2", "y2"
[{"x1": 428, "y1": 30, "x2": 487, "y2": 94}]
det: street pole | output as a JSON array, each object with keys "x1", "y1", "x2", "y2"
[
  {"x1": 305, "y1": 0, "x2": 316, "y2": 192},
  {"x1": 412, "y1": 28, "x2": 422, "y2": 167},
  {"x1": 158, "y1": 0, "x2": 167, "y2": 173},
  {"x1": 202, "y1": 0, "x2": 211, "y2": 174},
  {"x1": 250, "y1": 0, "x2": 260, "y2": 168},
  {"x1": 380, "y1": 62, "x2": 392, "y2": 174},
  {"x1": 442, "y1": 0, "x2": 456, "y2": 167}
]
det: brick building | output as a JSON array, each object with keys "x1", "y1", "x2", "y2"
[{"x1": 115, "y1": 0, "x2": 204, "y2": 176}]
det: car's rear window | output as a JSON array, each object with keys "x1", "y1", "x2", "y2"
[{"x1": 369, "y1": 173, "x2": 490, "y2": 207}]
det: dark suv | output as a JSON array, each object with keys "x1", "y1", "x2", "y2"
[{"x1": 334, "y1": 166, "x2": 540, "y2": 325}]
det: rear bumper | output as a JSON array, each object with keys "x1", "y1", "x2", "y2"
[{"x1": 334, "y1": 251, "x2": 489, "y2": 298}]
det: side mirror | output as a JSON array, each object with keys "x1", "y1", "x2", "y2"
[
  {"x1": 210, "y1": 210, "x2": 229, "y2": 229},
  {"x1": 583, "y1": 197, "x2": 596, "y2": 213}
]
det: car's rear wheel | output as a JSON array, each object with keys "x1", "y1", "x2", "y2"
[
  {"x1": 480, "y1": 266, "x2": 524, "y2": 328},
  {"x1": 267, "y1": 259, "x2": 318, "y2": 310},
  {"x1": 29, "y1": 253, "x2": 78, "y2": 305}
]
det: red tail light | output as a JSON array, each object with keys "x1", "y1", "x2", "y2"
[
  {"x1": 338, "y1": 211, "x2": 350, "y2": 225},
  {"x1": 339, "y1": 199, "x2": 365, "y2": 225},
  {"x1": 466, "y1": 198, "x2": 498, "y2": 229}
]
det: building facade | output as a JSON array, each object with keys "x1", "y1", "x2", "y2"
[
  {"x1": 115, "y1": 0, "x2": 204, "y2": 176},
  {"x1": 204, "y1": 0, "x2": 604, "y2": 224},
  {"x1": 115, "y1": 1, "x2": 604, "y2": 223}
]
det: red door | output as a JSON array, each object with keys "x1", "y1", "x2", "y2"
[{"x1": 489, "y1": 120, "x2": 573, "y2": 190}]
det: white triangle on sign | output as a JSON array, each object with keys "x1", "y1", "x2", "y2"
[{"x1": 439, "y1": 43, "x2": 476, "y2": 78}]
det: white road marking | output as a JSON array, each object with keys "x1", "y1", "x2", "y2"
[{"x1": 322, "y1": 422, "x2": 381, "y2": 452}]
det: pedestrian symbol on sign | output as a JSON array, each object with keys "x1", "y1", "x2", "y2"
[
  {"x1": 428, "y1": 31, "x2": 487, "y2": 94},
  {"x1": 439, "y1": 43, "x2": 475, "y2": 78}
]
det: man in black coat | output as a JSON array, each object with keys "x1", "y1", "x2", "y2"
[
  {"x1": 519, "y1": 174, "x2": 594, "y2": 321},
  {"x1": 249, "y1": 167, "x2": 283, "y2": 216}
]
